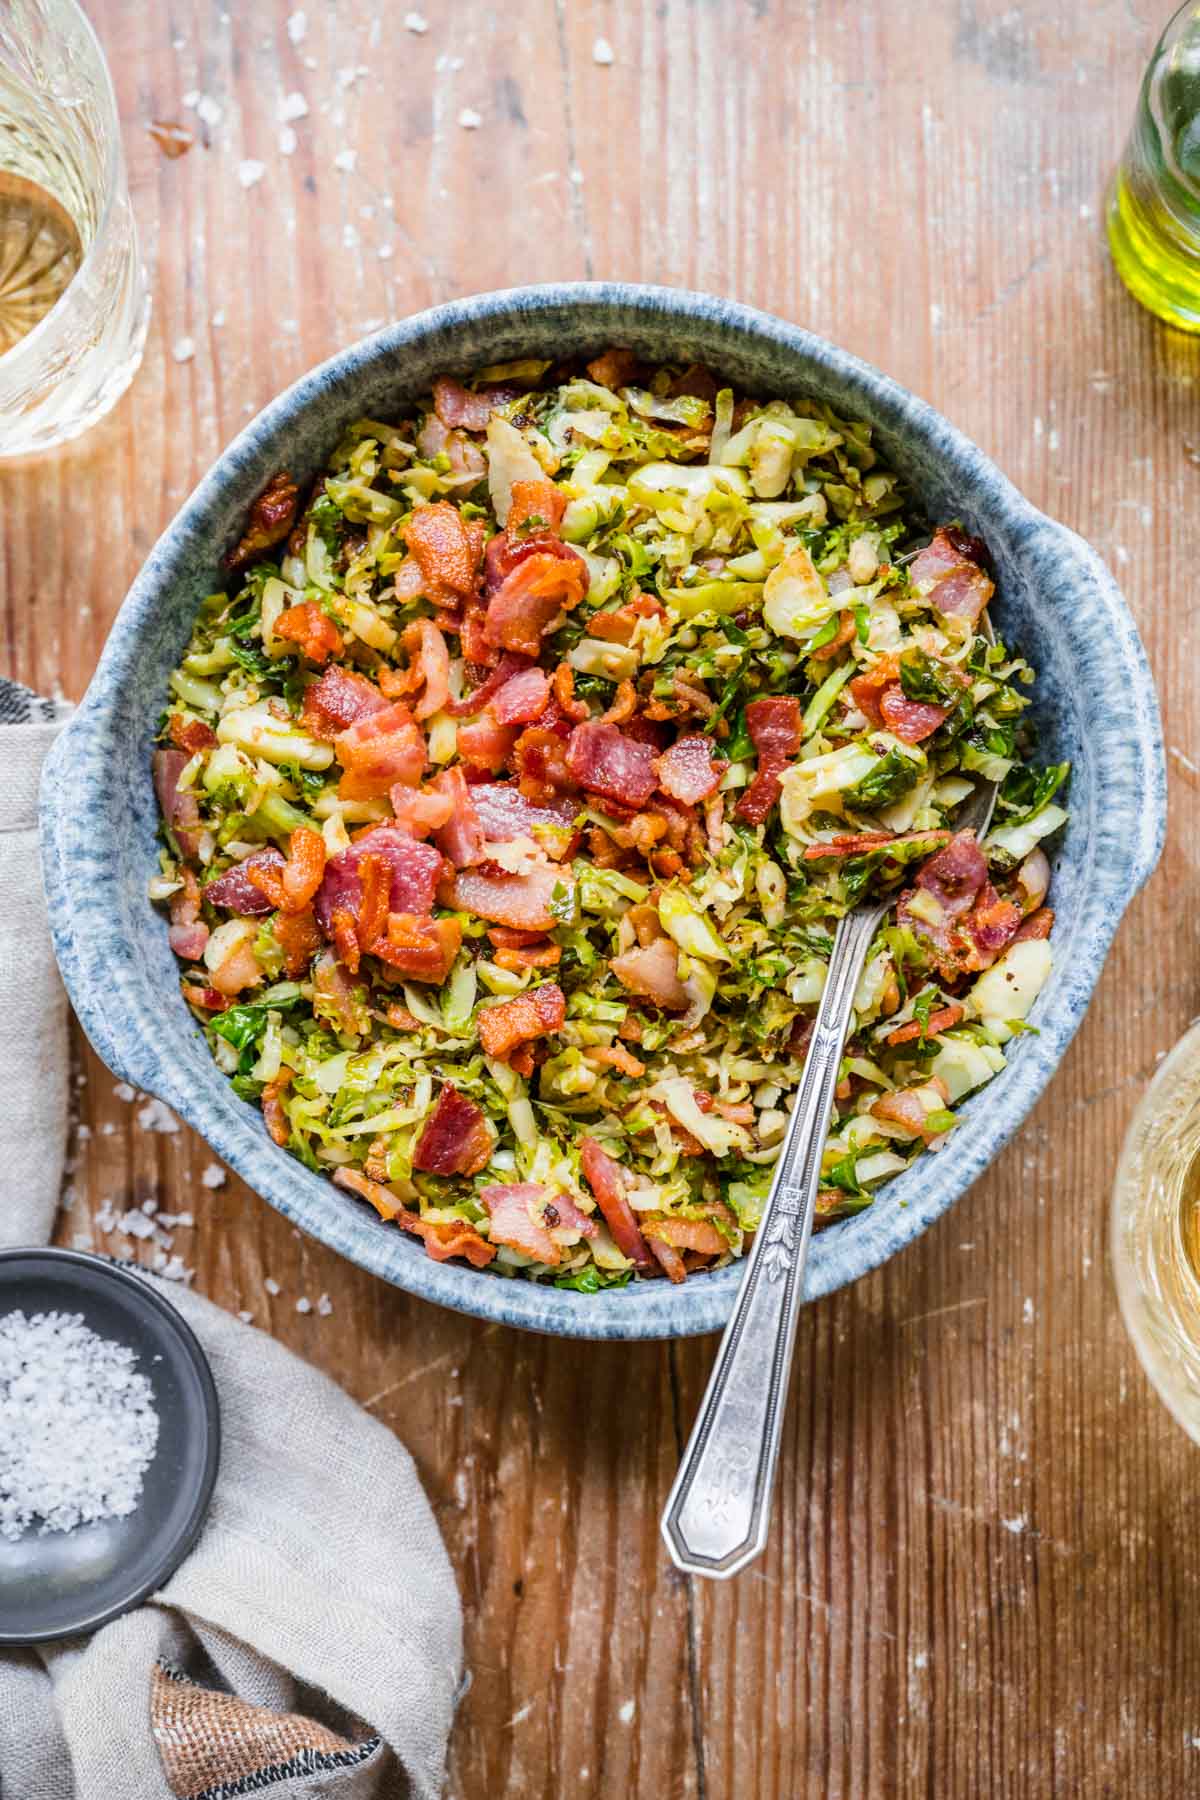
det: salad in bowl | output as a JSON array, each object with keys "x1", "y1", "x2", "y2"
[{"x1": 152, "y1": 350, "x2": 1067, "y2": 1293}]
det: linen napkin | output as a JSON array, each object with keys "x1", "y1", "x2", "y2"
[{"x1": 0, "y1": 680, "x2": 463, "y2": 1799}]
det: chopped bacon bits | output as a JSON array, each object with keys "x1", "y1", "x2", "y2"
[
  {"x1": 886, "y1": 1003, "x2": 965, "y2": 1047},
  {"x1": 335, "y1": 701, "x2": 426, "y2": 799},
  {"x1": 315, "y1": 827, "x2": 444, "y2": 935},
  {"x1": 303, "y1": 666, "x2": 390, "y2": 740},
  {"x1": 586, "y1": 347, "x2": 639, "y2": 390},
  {"x1": 476, "y1": 982, "x2": 566, "y2": 1061},
  {"x1": 909, "y1": 526, "x2": 995, "y2": 625},
  {"x1": 507, "y1": 479, "x2": 567, "y2": 536},
  {"x1": 275, "y1": 904, "x2": 322, "y2": 978},
  {"x1": 1015, "y1": 906, "x2": 1055, "y2": 943},
  {"x1": 579, "y1": 1138, "x2": 653, "y2": 1268},
  {"x1": 275, "y1": 602, "x2": 344, "y2": 665},
  {"x1": 373, "y1": 913, "x2": 462, "y2": 983},
  {"x1": 484, "y1": 548, "x2": 588, "y2": 656},
  {"x1": 565, "y1": 721, "x2": 658, "y2": 809},
  {"x1": 450, "y1": 866, "x2": 570, "y2": 932},
  {"x1": 411, "y1": 1084, "x2": 493, "y2": 1175},
  {"x1": 655, "y1": 734, "x2": 727, "y2": 805},
  {"x1": 168, "y1": 714, "x2": 218, "y2": 753},
  {"x1": 491, "y1": 665, "x2": 551, "y2": 725},
  {"x1": 735, "y1": 695, "x2": 802, "y2": 825},
  {"x1": 480, "y1": 1182, "x2": 561, "y2": 1265},
  {"x1": 402, "y1": 500, "x2": 480, "y2": 603},
  {"x1": 226, "y1": 472, "x2": 299, "y2": 571}
]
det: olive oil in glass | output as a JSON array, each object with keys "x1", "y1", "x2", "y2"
[{"x1": 1108, "y1": 2, "x2": 1200, "y2": 333}]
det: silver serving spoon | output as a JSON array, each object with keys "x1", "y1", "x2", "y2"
[{"x1": 662, "y1": 617, "x2": 1000, "y2": 1580}]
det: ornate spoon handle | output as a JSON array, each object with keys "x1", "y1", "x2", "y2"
[{"x1": 661, "y1": 900, "x2": 886, "y2": 1579}]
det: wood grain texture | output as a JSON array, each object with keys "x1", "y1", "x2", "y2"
[{"x1": 2, "y1": 0, "x2": 1198, "y2": 1793}]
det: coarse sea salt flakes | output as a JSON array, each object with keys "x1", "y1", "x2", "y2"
[
  {"x1": 334, "y1": 148, "x2": 357, "y2": 172},
  {"x1": 137, "y1": 1098, "x2": 181, "y2": 1134},
  {"x1": 404, "y1": 10, "x2": 428, "y2": 30},
  {"x1": 593, "y1": 36, "x2": 614, "y2": 64},
  {"x1": 237, "y1": 159, "x2": 266, "y2": 189},
  {"x1": 172, "y1": 338, "x2": 196, "y2": 364},
  {"x1": 286, "y1": 9, "x2": 306, "y2": 43},
  {"x1": 0, "y1": 1311, "x2": 159, "y2": 1541},
  {"x1": 264, "y1": 1277, "x2": 281, "y2": 1296},
  {"x1": 201, "y1": 1164, "x2": 226, "y2": 1189},
  {"x1": 278, "y1": 91, "x2": 308, "y2": 123},
  {"x1": 458, "y1": 108, "x2": 482, "y2": 130}
]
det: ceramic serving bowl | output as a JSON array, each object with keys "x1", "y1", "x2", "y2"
[{"x1": 41, "y1": 284, "x2": 1166, "y2": 1340}]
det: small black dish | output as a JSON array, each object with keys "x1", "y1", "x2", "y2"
[{"x1": 0, "y1": 1248, "x2": 220, "y2": 1644}]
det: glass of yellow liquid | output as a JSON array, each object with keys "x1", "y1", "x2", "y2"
[
  {"x1": 0, "y1": 0, "x2": 148, "y2": 456},
  {"x1": 1112, "y1": 1025, "x2": 1200, "y2": 1441},
  {"x1": 1108, "y1": 1, "x2": 1200, "y2": 334}
]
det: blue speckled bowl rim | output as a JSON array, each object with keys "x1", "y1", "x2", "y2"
[{"x1": 40, "y1": 283, "x2": 1166, "y2": 1340}]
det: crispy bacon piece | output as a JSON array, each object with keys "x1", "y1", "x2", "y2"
[
  {"x1": 493, "y1": 943, "x2": 561, "y2": 972},
  {"x1": 275, "y1": 602, "x2": 344, "y2": 666},
  {"x1": 153, "y1": 748, "x2": 203, "y2": 860},
  {"x1": 168, "y1": 921, "x2": 209, "y2": 961},
  {"x1": 565, "y1": 721, "x2": 658, "y2": 809},
  {"x1": 915, "y1": 829, "x2": 988, "y2": 919},
  {"x1": 587, "y1": 1043, "x2": 647, "y2": 1078},
  {"x1": 476, "y1": 982, "x2": 566, "y2": 1060},
  {"x1": 878, "y1": 687, "x2": 951, "y2": 745},
  {"x1": 275, "y1": 904, "x2": 322, "y2": 978},
  {"x1": 1015, "y1": 905, "x2": 1055, "y2": 943},
  {"x1": 803, "y1": 829, "x2": 950, "y2": 862},
  {"x1": 610, "y1": 938, "x2": 689, "y2": 1011},
  {"x1": 182, "y1": 983, "x2": 230, "y2": 1012},
  {"x1": 597, "y1": 679, "x2": 638, "y2": 727},
  {"x1": 507, "y1": 479, "x2": 567, "y2": 536},
  {"x1": 315, "y1": 827, "x2": 445, "y2": 935},
  {"x1": 512, "y1": 725, "x2": 576, "y2": 802},
  {"x1": 402, "y1": 501, "x2": 480, "y2": 603},
  {"x1": 586, "y1": 348, "x2": 639, "y2": 390},
  {"x1": 432, "y1": 374, "x2": 522, "y2": 432},
  {"x1": 735, "y1": 695, "x2": 802, "y2": 825},
  {"x1": 484, "y1": 548, "x2": 588, "y2": 656},
  {"x1": 447, "y1": 651, "x2": 532, "y2": 718},
  {"x1": 226, "y1": 471, "x2": 299, "y2": 571},
  {"x1": 411, "y1": 1083, "x2": 494, "y2": 1175},
  {"x1": 491, "y1": 666, "x2": 551, "y2": 725},
  {"x1": 551, "y1": 662, "x2": 590, "y2": 722},
  {"x1": 261, "y1": 1071, "x2": 292, "y2": 1146},
  {"x1": 399, "y1": 618, "x2": 452, "y2": 721},
  {"x1": 655, "y1": 734, "x2": 727, "y2": 805},
  {"x1": 373, "y1": 912, "x2": 462, "y2": 983},
  {"x1": 908, "y1": 526, "x2": 994, "y2": 625},
  {"x1": 280, "y1": 827, "x2": 326, "y2": 910},
  {"x1": 643, "y1": 1215, "x2": 728, "y2": 1257},
  {"x1": 208, "y1": 933, "x2": 262, "y2": 998},
  {"x1": 449, "y1": 866, "x2": 571, "y2": 932},
  {"x1": 389, "y1": 782, "x2": 456, "y2": 839},
  {"x1": 579, "y1": 1137, "x2": 654, "y2": 1269},
  {"x1": 168, "y1": 713, "x2": 218, "y2": 753},
  {"x1": 646, "y1": 1234, "x2": 687, "y2": 1282},
  {"x1": 205, "y1": 847, "x2": 285, "y2": 917},
  {"x1": 848, "y1": 654, "x2": 900, "y2": 729},
  {"x1": 963, "y1": 886, "x2": 1022, "y2": 966},
  {"x1": 353, "y1": 852, "x2": 392, "y2": 952},
  {"x1": 470, "y1": 782, "x2": 578, "y2": 856},
  {"x1": 871, "y1": 1077, "x2": 951, "y2": 1145},
  {"x1": 431, "y1": 767, "x2": 484, "y2": 867},
  {"x1": 544, "y1": 1191, "x2": 599, "y2": 1239},
  {"x1": 417, "y1": 1219, "x2": 497, "y2": 1267},
  {"x1": 811, "y1": 611, "x2": 856, "y2": 662},
  {"x1": 480, "y1": 1182, "x2": 562, "y2": 1265},
  {"x1": 886, "y1": 1003, "x2": 965, "y2": 1047},
  {"x1": 456, "y1": 713, "x2": 519, "y2": 773},
  {"x1": 331, "y1": 907, "x2": 361, "y2": 973},
  {"x1": 332, "y1": 1166, "x2": 498, "y2": 1264},
  {"x1": 302, "y1": 665, "x2": 390, "y2": 740},
  {"x1": 334, "y1": 701, "x2": 426, "y2": 798}
]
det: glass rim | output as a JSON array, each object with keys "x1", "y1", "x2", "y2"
[{"x1": 0, "y1": 0, "x2": 125, "y2": 373}]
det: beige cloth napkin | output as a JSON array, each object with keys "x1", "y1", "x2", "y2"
[{"x1": 0, "y1": 683, "x2": 463, "y2": 1799}]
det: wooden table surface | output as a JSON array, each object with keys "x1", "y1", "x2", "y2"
[{"x1": 5, "y1": 0, "x2": 1199, "y2": 1792}]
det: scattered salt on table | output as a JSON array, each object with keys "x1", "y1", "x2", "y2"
[{"x1": 0, "y1": 1311, "x2": 159, "y2": 1541}]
